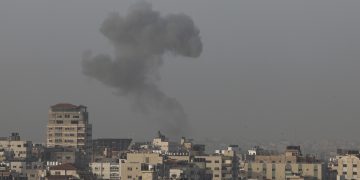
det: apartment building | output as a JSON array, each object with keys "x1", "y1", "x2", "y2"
[
  {"x1": 90, "y1": 160, "x2": 120, "y2": 180},
  {"x1": 90, "y1": 159, "x2": 159, "y2": 180},
  {"x1": 127, "y1": 152, "x2": 164, "y2": 165},
  {"x1": 242, "y1": 146, "x2": 324, "y2": 180},
  {"x1": 169, "y1": 165, "x2": 208, "y2": 179},
  {"x1": 9, "y1": 161, "x2": 45, "y2": 180},
  {"x1": 92, "y1": 138, "x2": 132, "y2": 160},
  {"x1": 332, "y1": 150, "x2": 360, "y2": 180},
  {"x1": 46, "y1": 103, "x2": 92, "y2": 154},
  {"x1": 152, "y1": 132, "x2": 178, "y2": 153},
  {"x1": 0, "y1": 133, "x2": 32, "y2": 160},
  {"x1": 48, "y1": 163, "x2": 80, "y2": 179},
  {"x1": 197, "y1": 146, "x2": 240, "y2": 180}
]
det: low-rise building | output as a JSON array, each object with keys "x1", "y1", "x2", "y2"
[
  {"x1": 242, "y1": 146, "x2": 324, "y2": 180},
  {"x1": 152, "y1": 131, "x2": 178, "y2": 153},
  {"x1": 90, "y1": 160, "x2": 120, "y2": 180},
  {"x1": 48, "y1": 163, "x2": 80, "y2": 179},
  {"x1": 0, "y1": 133, "x2": 32, "y2": 160}
]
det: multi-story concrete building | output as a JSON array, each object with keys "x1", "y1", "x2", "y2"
[
  {"x1": 92, "y1": 138, "x2": 132, "y2": 160},
  {"x1": 198, "y1": 146, "x2": 240, "y2": 180},
  {"x1": 0, "y1": 133, "x2": 32, "y2": 160},
  {"x1": 169, "y1": 164, "x2": 208, "y2": 180},
  {"x1": 48, "y1": 163, "x2": 80, "y2": 179},
  {"x1": 152, "y1": 132, "x2": 178, "y2": 153},
  {"x1": 331, "y1": 150, "x2": 360, "y2": 180},
  {"x1": 90, "y1": 160, "x2": 120, "y2": 180},
  {"x1": 46, "y1": 103, "x2": 92, "y2": 154},
  {"x1": 42, "y1": 147, "x2": 88, "y2": 168},
  {"x1": 90, "y1": 159, "x2": 159, "y2": 180},
  {"x1": 126, "y1": 152, "x2": 164, "y2": 165},
  {"x1": 242, "y1": 146, "x2": 324, "y2": 180},
  {"x1": 9, "y1": 161, "x2": 46, "y2": 180}
]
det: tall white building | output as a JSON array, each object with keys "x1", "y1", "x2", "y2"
[{"x1": 46, "y1": 103, "x2": 92, "y2": 154}]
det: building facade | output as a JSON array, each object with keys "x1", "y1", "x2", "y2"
[
  {"x1": 242, "y1": 146, "x2": 324, "y2": 180},
  {"x1": 0, "y1": 133, "x2": 32, "y2": 160},
  {"x1": 197, "y1": 146, "x2": 239, "y2": 180},
  {"x1": 46, "y1": 103, "x2": 92, "y2": 154},
  {"x1": 90, "y1": 161, "x2": 120, "y2": 180},
  {"x1": 333, "y1": 150, "x2": 360, "y2": 180}
]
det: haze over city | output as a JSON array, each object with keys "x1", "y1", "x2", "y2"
[{"x1": 1, "y1": 0, "x2": 360, "y2": 144}]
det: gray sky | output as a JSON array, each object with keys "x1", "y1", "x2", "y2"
[{"x1": 1, "y1": 0, "x2": 360, "y2": 143}]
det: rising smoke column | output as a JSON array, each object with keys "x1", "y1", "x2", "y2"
[{"x1": 82, "y1": 2, "x2": 202, "y2": 136}]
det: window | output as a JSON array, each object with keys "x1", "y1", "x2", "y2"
[
  {"x1": 128, "y1": 167, "x2": 132, "y2": 171},
  {"x1": 56, "y1": 120, "x2": 63, "y2": 124},
  {"x1": 354, "y1": 164, "x2": 357, "y2": 167},
  {"x1": 343, "y1": 164, "x2": 347, "y2": 167},
  {"x1": 354, "y1": 172, "x2": 358, "y2": 175},
  {"x1": 55, "y1": 171, "x2": 60, "y2": 175},
  {"x1": 65, "y1": 114, "x2": 70, "y2": 118},
  {"x1": 214, "y1": 160, "x2": 220, "y2": 163},
  {"x1": 214, "y1": 174, "x2": 219, "y2": 177},
  {"x1": 71, "y1": 120, "x2": 78, "y2": 124},
  {"x1": 110, "y1": 167, "x2": 119, "y2": 171}
]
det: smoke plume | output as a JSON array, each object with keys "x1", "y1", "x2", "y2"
[{"x1": 82, "y1": 2, "x2": 202, "y2": 136}]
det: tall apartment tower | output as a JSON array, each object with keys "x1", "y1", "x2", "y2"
[{"x1": 47, "y1": 103, "x2": 92, "y2": 154}]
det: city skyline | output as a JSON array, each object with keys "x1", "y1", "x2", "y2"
[{"x1": 1, "y1": 0, "x2": 360, "y2": 143}]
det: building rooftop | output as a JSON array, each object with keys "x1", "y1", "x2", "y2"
[
  {"x1": 47, "y1": 175, "x2": 78, "y2": 180},
  {"x1": 337, "y1": 149, "x2": 360, "y2": 156},
  {"x1": 49, "y1": 163, "x2": 77, "y2": 171},
  {"x1": 50, "y1": 103, "x2": 87, "y2": 112}
]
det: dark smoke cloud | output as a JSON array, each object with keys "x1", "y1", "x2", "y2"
[{"x1": 82, "y1": 2, "x2": 202, "y2": 136}]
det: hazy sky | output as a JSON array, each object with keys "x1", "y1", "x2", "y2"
[{"x1": 1, "y1": 0, "x2": 360, "y2": 143}]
